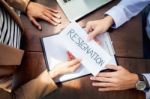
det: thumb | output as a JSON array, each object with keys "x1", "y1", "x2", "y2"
[
  {"x1": 88, "y1": 29, "x2": 99, "y2": 40},
  {"x1": 85, "y1": 26, "x2": 92, "y2": 33},
  {"x1": 29, "y1": 16, "x2": 42, "y2": 30},
  {"x1": 106, "y1": 64, "x2": 118, "y2": 71},
  {"x1": 65, "y1": 59, "x2": 81, "y2": 67}
]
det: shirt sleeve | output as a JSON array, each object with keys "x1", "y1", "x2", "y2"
[
  {"x1": 5, "y1": 0, "x2": 30, "y2": 12},
  {"x1": 105, "y1": 0, "x2": 150, "y2": 28},
  {"x1": 13, "y1": 70, "x2": 57, "y2": 99},
  {"x1": 142, "y1": 74, "x2": 150, "y2": 99}
]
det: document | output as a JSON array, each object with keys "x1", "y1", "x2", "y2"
[
  {"x1": 41, "y1": 22, "x2": 116, "y2": 82},
  {"x1": 58, "y1": 22, "x2": 111, "y2": 76}
]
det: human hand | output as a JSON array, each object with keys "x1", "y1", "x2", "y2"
[
  {"x1": 85, "y1": 16, "x2": 114, "y2": 40},
  {"x1": 26, "y1": 2, "x2": 61, "y2": 30},
  {"x1": 90, "y1": 65, "x2": 139, "y2": 91},
  {"x1": 49, "y1": 59, "x2": 81, "y2": 79}
]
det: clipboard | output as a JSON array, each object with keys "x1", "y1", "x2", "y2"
[{"x1": 41, "y1": 32, "x2": 117, "y2": 83}]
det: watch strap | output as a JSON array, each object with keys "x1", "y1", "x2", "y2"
[{"x1": 137, "y1": 74, "x2": 150, "y2": 91}]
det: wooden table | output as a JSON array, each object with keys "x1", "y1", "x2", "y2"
[{"x1": 14, "y1": 0, "x2": 150, "y2": 98}]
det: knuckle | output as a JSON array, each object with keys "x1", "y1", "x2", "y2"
[{"x1": 40, "y1": 14, "x2": 44, "y2": 18}]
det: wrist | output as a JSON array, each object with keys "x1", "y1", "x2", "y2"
[
  {"x1": 131, "y1": 73, "x2": 139, "y2": 88},
  {"x1": 49, "y1": 69, "x2": 60, "y2": 79},
  {"x1": 103, "y1": 16, "x2": 114, "y2": 27},
  {"x1": 25, "y1": 1, "x2": 32, "y2": 13}
]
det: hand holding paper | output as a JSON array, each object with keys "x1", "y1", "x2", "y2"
[
  {"x1": 59, "y1": 22, "x2": 112, "y2": 76},
  {"x1": 49, "y1": 59, "x2": 81, "y2": 78}
]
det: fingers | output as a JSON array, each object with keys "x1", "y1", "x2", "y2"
[
  {"x1": 94, "y1": 38, "x2": 101, "y2": 45},
  {"x1": 42, "y1": 13, "x2": 58, "y2": 26},
  {"x1": 65, "y1": 59, "x2": 81, "y2": 67},
  {"x1": 29, "y1": 16, "x2": 42, "y2": 30},
  {"x1": 90, "y1": 76, "x2": 113, "y2": 83},
  {"x1": 88, "y1": 29, "x2": 100, "y2": 40},
  {"x1": 51, "y1": 13, "x2": 61, "y2": 19},
  {"x1": 51, "y1": 17, "x2": 61, "y2": 24},
  {"x1": 90, "y1": 77, "x2": 119, "y2": 91},
  {"x1": 67, "y1": 51, "x2": 75, "y2": 60},
  {"x1": 44, "y1": 11, "x2": 61, "y2": 24},
  {"x1": 85, "y1": 25, "x2": 92, "y2": 33},
  {"x1": 68, "y1": 63, "x2": 80, "y2": 72},
  {"x1": 85, "y1": 21, "x2": 99, "y2": 40},
  {"x1": 106, "y1": 64, "x2": 118, "y2": 71},
  {"x1": 85, "y1": 20, "x2": 109, "y2": 40},
  {"x1": 98, "y1": 87, "x2": 118, "y2": 91},
  {"x1": 27, "y1": 3, "x2": 61, "y2": 29},
  {"x1": 41, "y1": 14, "x2": 52, "y2": 23},
  {"x1": 49, "y1": 10, "x2": 61, "y2": 19},
  {"x1": 96, "y1": 72, "x2": 115, "y2": 78},
  {"x1": 92, "y1": 82, "x2": 115, "y2": 87},
  {"x1": 46, "y1": 7, "x2": 58, "y2": 13}
]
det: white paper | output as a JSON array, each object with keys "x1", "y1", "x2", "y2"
[
  {"x1": 42, "y1": 35, "x2": 116, "y2": 82},
  {"x1": 43, "y1": 35, "x2": 90, "y2": 82},
  {"x1": 42, "y1": 22, "x2": 117, "y2": 82},
  {"x1": 58, "y1": 22, "x2": 111, "y2": 76}
]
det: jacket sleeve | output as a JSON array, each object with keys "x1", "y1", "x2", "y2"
[
  {"x1": 105, "y1": 0, "x2": 150, "y2": 28},
  {"x1": 13, "y1": 70, "x2": 57, "y2": 99},
  {"x1": 0, "y1": 44, "x2": 24, "y2": 66},
  {"x1": 5, "y1": 0, "x2": 30, "y2": 12}
]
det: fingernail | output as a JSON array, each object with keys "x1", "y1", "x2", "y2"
[
  {"x1": 39, "y1": 27, "x2": 42, "y2": 31},
  {"x1": 92, "y1": 83, "x2": 96, "y2": 86},
  {"x1": 98, "y1": 89, "x2": 102, "y2": 91},
  {"x1": 90, "y1": 77, "x2": 93, "y2": 80}
]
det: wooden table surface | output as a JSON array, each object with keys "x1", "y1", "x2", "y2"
[{"x1": 14, "y1": 0, "x2": 150, "y2": 99}]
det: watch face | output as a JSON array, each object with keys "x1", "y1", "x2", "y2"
[{"x1": 136, "y1": 81, "x2": 146, "y2": 91}]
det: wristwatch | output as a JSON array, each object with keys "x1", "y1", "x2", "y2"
[{"x1": 136, "y1": 74, "x2": 150, "y2": 91}]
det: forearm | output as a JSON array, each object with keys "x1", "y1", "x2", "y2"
[
  {"x1": 105, "y1": 0, "x2": 150, "y2": 28},
  {"x1": 6, "y1": 0, "x2": 30, "y2": 12},
  {"x1": 13, "y1": 70, "x2": 57, "y2": 99}
]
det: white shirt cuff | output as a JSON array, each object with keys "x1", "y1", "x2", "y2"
[
  {"x1": 142, "y1": 74, "x2": 150, "y2": 99},
  {"x1": 105, "y1": 5, "x2": 130, "y2": 28}
]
